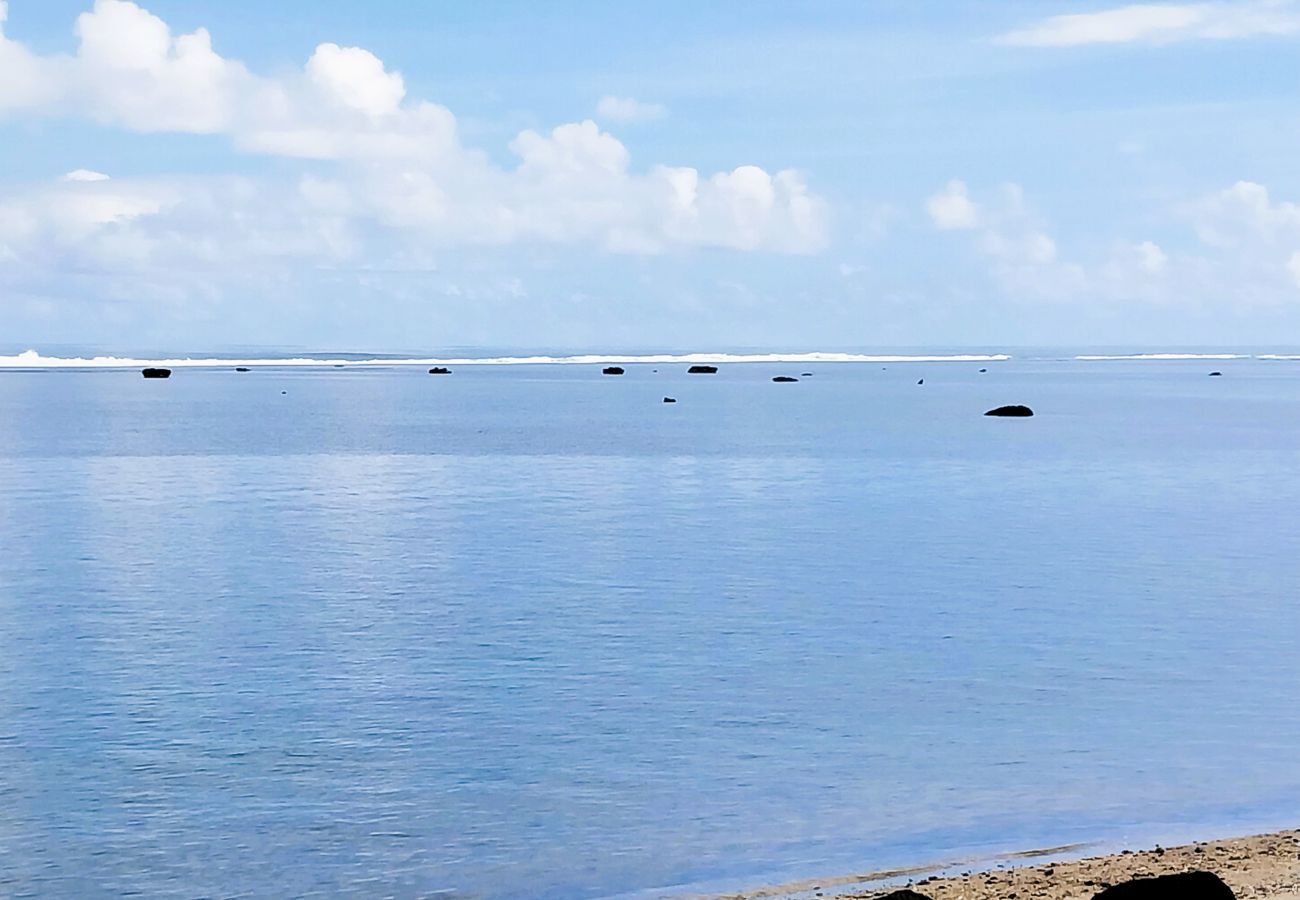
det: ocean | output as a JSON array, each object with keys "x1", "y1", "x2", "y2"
[{"x1": 2, "y1": 350, "x2": 1299, "y2": 898}]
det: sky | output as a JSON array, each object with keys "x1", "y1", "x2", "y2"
[{"x1": 2, "y1": 0, "x2": 1300, "y2": 351}]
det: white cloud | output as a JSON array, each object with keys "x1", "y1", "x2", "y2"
[
  {"x1": 1188, "y1": 180, "x2": 1300, "y2": 247},
  {"x1": 63, "y1": 169, "x2": 111, "y2": 182},
  {"x1": 1288, "y1": 251, "x2": 1300, "y2": 286},
  {"x1": 0, "y1": 0, "x2": 826, "y2": 260},
  {"x1": 306, "y1": 43, "x2": 405, "y2": 117},
  {"x1": 595, "y1": 95, "x2": 667, "y2": 123},
  {"x1": 1135, "y1": 239, "x2": 1168, "y2": 272},
  {"x1": 997, "y1": 1, "x2": 1300, "y2": 47},
  {"x1": 926, "y1": 179, "x2": 979, "y2": 230},
  {"x1": 1184, "y1": 181, "x2": 1300, "y2": 294}
]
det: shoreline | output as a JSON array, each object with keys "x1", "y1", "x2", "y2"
[{"x1": 720, "y1": 829, "x2": 1300, "y2": 899}]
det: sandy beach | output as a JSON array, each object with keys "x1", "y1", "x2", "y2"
[{"x1": 725, "y1": 829, "x2": 1300, "y2": 899}]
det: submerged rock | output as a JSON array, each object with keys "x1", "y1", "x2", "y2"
[
  {"x1": 428, "y1": 367, "x2": 451, "y2": 375},
  {"x1": 1092, "y1": 871, "x2": 1235, "y2": 899},
  {"x1": 985, "y1": 404, "x2": 1034, "y2": 417},
  {"x1": 801, "y1": 372, "x2": 813, "y2": 377},
  {"x1": 663, "y1": 397, "x2": 676, "y2": 403},
  {"x1": 141, "y1": 367, "x2": 171, "y2": 379},
  {"x1": 687, "y1": 365, "x2": 718, "y2": 374},
  {"x1": 772, "y1": 376, "x2": 799, "y2": 383},
  {"x1": 602, "y1": 366, "x2": 625, "y2": 375}
]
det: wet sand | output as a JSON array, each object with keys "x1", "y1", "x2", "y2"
[{"x1": 725, "y1": 829, "x2": 1300, "y2": 899}]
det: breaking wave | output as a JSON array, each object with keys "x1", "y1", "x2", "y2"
[
  {"x1": 1074, "y1": 353, "x2": 1250, "y2": 361},
  {"x1": 0, "y1": 350, "x2": 1012, "y2": 369}
]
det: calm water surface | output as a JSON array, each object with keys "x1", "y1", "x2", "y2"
[{"x1": 1, "y1": 358, "x2": 1299, "y2": 897}]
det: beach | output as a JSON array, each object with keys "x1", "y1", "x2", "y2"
[{"x1": 731, "y1": 829, "x2": 1300, "y2": 899}]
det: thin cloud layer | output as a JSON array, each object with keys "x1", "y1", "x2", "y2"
[
  {"x1": 595, "y1": 95, "x2": 668, "y2": 123},
  {"x1": 997, "y1": 0, "x2": 1300, "y2": 47}
]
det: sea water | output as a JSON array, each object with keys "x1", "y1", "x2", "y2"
[{"x1": 1, "y1": 352, "x2": 1299, "y2": 898}]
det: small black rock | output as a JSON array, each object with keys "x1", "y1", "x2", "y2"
[
  {"x1": 985, "y1": 404, "x2": 1034, "y2": 417},
  {"x1": 663, "y1": 397, "x2": 676, "y2": 403},
  {"x1": 876, "y1": 891, "x2": 934, "y2": 900},
  {"x1": 917, "y1": 378, "x2": 924, "y2": 385},
  {"x1": 801, "y1": 372, "x2": 813, "y2": 377},
  {"x1": 428, "y1": 367, "x2": 451, "y2": 375},
  {"x1": 1209, "y1": 371, "x2": 1222, "y2": 376},
  {"x1": 235, "y1": 367, "x2": 250, "y2": 372},
  {"x1": 333, "y1": 364, "x2": 344, "y2": 368},
  {"x1": 602, "y1": 366, "x2": 625, "y2": 375},
  {"x1": 979, "y1": 368, "x2": 987, "y2": 373},
  {"x1": 1091, "y1": 871, "x2": 1235, "y2": 899},
  {"x1": 687, "y1": 365, "x2": 718, "y2": 374},
  {"x1": 141, "y1": 367, "x2": 171, "y2": 379},
  {"x1": 772, "y1": 376, "x2": 799, "y2": 383}
]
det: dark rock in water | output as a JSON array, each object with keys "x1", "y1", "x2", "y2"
[
  {"x1": 1209, "y1": 371, "x2": 1222, "y2": 376},
  {"x1": 875, "y1": 891, "x2": 934, "y2": 900},
  {"x1": 663, "y1": 397, "x2": 676, "y2": 403},
  {"x1": 917, "y1": 378, "x2": 924, "y2": 385},
  {"x1": 801, "y1": 372, "x2": 813, "y2": 377},
  {"x1": 333, "y1": 364, "x2": 345, "y2": 368},
  {"x1": 602, "y1": 366, "x2": 625, "y2": 375},
  {"x1": 985, "y1": 404, "x2": 1034, "y2": 417},
  {"x1": 979, "y1": 368, "x2": 987, "y2": 373},
  {"x1": 141, "y1": 367, "x2": 171, "y2": 379},
  {"x1": 235, "y1": 367, "x2": 250, "y2": 372},
  {"x1": 428, "y1": 367, "x2": 451, "y2": 375},
  {"x1": 772, "y1": 376, "x2": 799, "y2": 383},
  {"x1": 687, "y1": 365, "x2": 718, "y2": 374},
  {"x1": 1092, "y1": 871, "x2": 1235, "y2": 899}
]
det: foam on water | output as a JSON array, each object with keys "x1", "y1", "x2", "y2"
[
  {"x1": 1073, "y1": 353, "x2": 1250, "y2": 361},
  {"x1": 0, "y1": 349, "x2": 1012, "y2": 368}
]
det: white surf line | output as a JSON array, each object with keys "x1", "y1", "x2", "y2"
[
  {"x1": 0, "y1": 350, "x2": 1013, "y2": 369},
  {"x1": 1073, "y1": 353, "x2": 1249, "y2": 360}
]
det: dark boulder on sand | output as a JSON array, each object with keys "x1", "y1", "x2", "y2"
[
  {"x1": 428, "y1": 367, "x2": 451, "y2": 375},
  {"x1": 687, "y1": 365, "x2": 718, "y2": 374},
  {"x1": 602, "y1": 366, "x2": 625, "y2": 375},
  {"x1": 772, "y1": 376, "x2": 799, "y2": 383},
  {"x1": 663, "y1": 397, "x2": 676, "y2": 403},
  {"x1": 985, "y1": 404, "x2": 1034, "y2": 417},
  {"x1": 875, "y1": 891, "x2": 933, "y2": 900},
  {"x1": 1092, "y1": 871, "x2": 1235, "y2": 899},
  {"x1": 141, "y1": 367, "x2": 171, "y2": 379}
]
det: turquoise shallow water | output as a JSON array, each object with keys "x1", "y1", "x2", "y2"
[{"x1": 1, "y1": 356, "x2": 1299, "y2": 897}]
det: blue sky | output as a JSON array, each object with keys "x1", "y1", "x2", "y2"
[{"x1": 3, "y1": 0, "x2": 1300, "y2": 351}]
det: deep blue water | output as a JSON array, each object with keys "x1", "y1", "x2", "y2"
[{"x1": 2, "y1": 357, "x2": 1300, "y2": 898}]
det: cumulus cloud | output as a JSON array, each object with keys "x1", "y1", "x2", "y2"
[
  {"x1": 595, "y1": 95, "x2": 668, "y2": 123},
  {"x1": 926, "y1": 179, "x2": 979, "y2": 230},
  {"x1": 1288, "y1": 251, "x2": 1300, "y2": 286},
  {"x1": 925, "y1": 180, "x2": 1178, "y2": 301},
  {"x1": 997, "y1": 0, "x2": 1300, "y2": 47},
  {"x1": 1183, "y1": 181, "x2": 1300, "y2": 293},
  {"x1": 0, "y1": 0, "x2": 827, "y2": 263}
]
